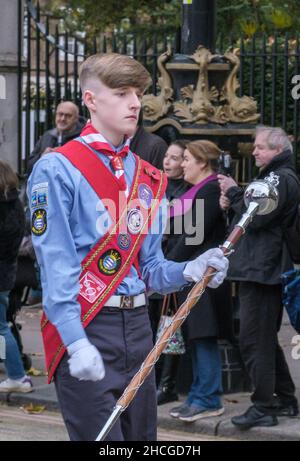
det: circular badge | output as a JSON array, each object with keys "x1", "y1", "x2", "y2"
[
  {"x1": 32, "y1": 209, "x2": 47, "y2": 236},
  {"x1": 117, "y1": 233, "x2": 131, "y2": 251},
  {"x1": 98, "y1": 249, "x2": 122, "y2": 276},
  {"x1": 127, "y1": 208, "x2": 144, "y2": 235},
  {"x1": 138, "y1": 184, "x2": 153, "y2": 209}
]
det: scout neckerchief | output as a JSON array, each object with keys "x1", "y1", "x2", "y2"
[
  {"x1": 80, "y1": 122, "x2": 129, "y2": 194},
  {"x1": 41, "y1": 134, "x2": 167, "y2": 382}
]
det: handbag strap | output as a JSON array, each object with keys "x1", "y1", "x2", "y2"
[
  {"x1": 161, "y1": 294, "x2": 171, "y2": 316},
  {"x1": 161, "y1": 293, "x2": 178, "y2": 316},
  {"x1": 172, "y1": 293, "x2": 178, "y2": 311}
]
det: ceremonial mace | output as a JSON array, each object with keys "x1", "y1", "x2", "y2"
[{"x1": 95, "y1": 179, "x2": 278, "y2": 441}]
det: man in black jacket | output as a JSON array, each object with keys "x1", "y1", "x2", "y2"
[
  {"x1": 27, "y1": 101, "x2": 84, "y2": 174},
  {"x1": 25, "y1": 101, "x2": 84, "y2": 306},
  {"x1": 130, "y1": 112, "x2": 167, "y2": 170},
  {"x1": 218, "y1": 126, "x2": 300, "y2": 429}
]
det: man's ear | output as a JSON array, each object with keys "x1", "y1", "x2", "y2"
[{"x1": 83, "y1": 90, "x2": 96, "y2": 112}]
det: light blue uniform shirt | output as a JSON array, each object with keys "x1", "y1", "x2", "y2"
[{"x1": 27, "y1": 144, "x2": 188, "y2": 346}]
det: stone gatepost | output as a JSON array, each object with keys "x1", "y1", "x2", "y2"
[{"x1": 0, "y1": 0, "x2": 23, "y2": 171}]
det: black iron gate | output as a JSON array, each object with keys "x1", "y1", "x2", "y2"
[
  {"x1": 18, "y1": 1, "x2": 300, "y2": 174},
  {"x1": 18, "y1": 1, "x2": 177, "y2": 173}
]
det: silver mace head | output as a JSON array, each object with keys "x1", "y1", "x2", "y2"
[
  {"x1": 244, "y1": 179, "x2": 279, "y2": 215},
  {"x1": 221, "y1": 179, "x2": 279, "y2": 252}
]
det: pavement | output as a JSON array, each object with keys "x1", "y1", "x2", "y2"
[{"x1": 1, "y1": 306, "x2": 300, "y2": 441}]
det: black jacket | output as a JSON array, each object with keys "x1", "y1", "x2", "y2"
[
  {"x1": 226, "y1": 149, "x2": 300, "y2": 285},
  {"x1": 130, "y1": 126, "x2": 168, "y2": 170},
  {"x1": 0, "y1": 189, "x2": 25, "y2": 291},
  {"x1": 27, "y1": 120, "x2": 85, "y2": 175},
  {"x1": 166, "y1": 178, "x2": 190, "y2": 202},
  {"x1": 165, "y1": 179, "x2": 233, "y2": 341}
]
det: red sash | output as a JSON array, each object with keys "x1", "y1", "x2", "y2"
[{"x1": 41, "y1": 139, "x2": 167, "y2": 382}]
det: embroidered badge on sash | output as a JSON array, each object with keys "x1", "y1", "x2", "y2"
[
  {"x1": 79, "y1": 271, "x2": 107, "y2": 304},
  {"x1": 117, "y1": 233, "x2": 131, "y2": 250},
  {"x1": 127, "y1": 208, "x2": 144, "y2": 234},
  {"x1": 32, "y1": 209, "x2": 47, "y2": 236},
  {"x1": 138, "y1": 184, "x2": 153, "y2": 210},
  {"x1": 98, "y1": 249, "x2": 122, "y2": 276}
]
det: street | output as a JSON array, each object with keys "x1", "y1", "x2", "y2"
[{"x1": 0, "y1": 404, "x2": 233, "y2": 441}]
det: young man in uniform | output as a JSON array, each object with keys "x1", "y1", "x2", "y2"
[{"x1": 28, "y1": 53, "x2": 228, "y2": 441}]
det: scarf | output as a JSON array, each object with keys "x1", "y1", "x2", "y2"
[
  {"x1": 80, "y1": 122, "x2": 131, "y2": 193},
  {"x1": 169, "y1": 174, "x2": 218, "y2": 218}
]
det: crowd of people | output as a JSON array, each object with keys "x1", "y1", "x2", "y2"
[{"x1": 0, "y1": 52, "x2": 299, "y2": 441}]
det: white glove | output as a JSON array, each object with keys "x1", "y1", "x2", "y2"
[
  {"x1": 67, "y1": 338, "x2": 105, "y2": 382},
  {"x1": 183, "y1": 248, "x2": 229, "y2": 289}
]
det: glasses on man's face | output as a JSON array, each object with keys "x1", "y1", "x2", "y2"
[{"x1": 56, "y1": 112, "x2": 74, "y2": 119}]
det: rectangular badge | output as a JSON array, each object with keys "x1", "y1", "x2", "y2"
[
  {"x1": 79, "y1": 271, "x2": 107, "y2": 304},
  {"x1": 31, "y1": 182, "x2": 49, "y2": 208}
]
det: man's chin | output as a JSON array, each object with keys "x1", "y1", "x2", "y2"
[
  {"x1": 124, "y1": 126, "x2": 137, "y2": 138},
  {"x1": 57, "y1": 125, "x2": 68, "y2": 132}
]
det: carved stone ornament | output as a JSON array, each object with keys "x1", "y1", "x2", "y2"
[
  {"x1": 220, "y1": 50, "x2": 260, "y2": 124},
  {"x1": 142, "y1": 47, "x2": 260, "y2": 125},
  {"x1": 142, "y1": 50, "x2": 174, "y2": 122}
]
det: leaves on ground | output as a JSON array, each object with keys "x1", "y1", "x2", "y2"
[
  {"x1": 27, "y1": 367, "x2": 47, "y2": 376},
  {"x1": 20, "y1": 403, "x2": 45, "y2": 414}
]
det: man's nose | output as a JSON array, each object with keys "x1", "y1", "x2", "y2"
[{"x1": 129, "y1": 93, "x2": 141, "y2": 108}]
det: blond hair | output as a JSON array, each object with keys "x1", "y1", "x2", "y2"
[
  {"x1": 186, "y1": 140, "x2": 221, "y2": 172},
  {"x1": 0, "y1": 160, "x2": 19, "y2": 197},
  {"x1": 79, "y1": 53, "x2": 152, "y2": 93}
]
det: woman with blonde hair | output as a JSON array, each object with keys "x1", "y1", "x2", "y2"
[{"x1": 0, "y1": 160, "x2": 33, "y2": 393}]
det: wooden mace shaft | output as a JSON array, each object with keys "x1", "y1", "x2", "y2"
[{"x1": 117, "y1": 224, "x2": 245, "y2": 409}]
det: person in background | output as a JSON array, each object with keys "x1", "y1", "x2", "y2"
[
  {"x1": 163, "y1": 140, "x2": 190, "y2": 201},
  {"x1": 156, "y1": 140, "x2": 190, "y2": 405},
  {"x1": 218, "y1": 126, "x2": 299, "y2": 430},
  {"x1": 0, "y1": 160, "x2": 33, "y2": 393},
  {"x1": 166, "y1": 140, "x2": 233, "y2": 422},
  {"x1": 130, "y1": 111, "x2": 168, "y2": 170},
  {"x1": 26, "y1": 101, "x2": 85, "y2": 306},
  {"x1": 27, "y1": 101, "x2": 84, "y2": 175}
]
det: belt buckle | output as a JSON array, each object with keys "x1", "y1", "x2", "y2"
[{"x1": 120, "y1": 295, "x2": 134, "y2": 309}]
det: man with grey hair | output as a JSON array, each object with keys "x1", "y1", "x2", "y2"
[{"x1": 218, "y1": 125, "x2": 300, "y2": 430}]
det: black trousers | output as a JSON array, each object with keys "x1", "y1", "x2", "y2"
[
  {"x1": 55, "y1": 305, "x2": 157, "y2": 441},
  {"x1": 239, "y1": 282, "x2": 296, "y2": 411}
]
